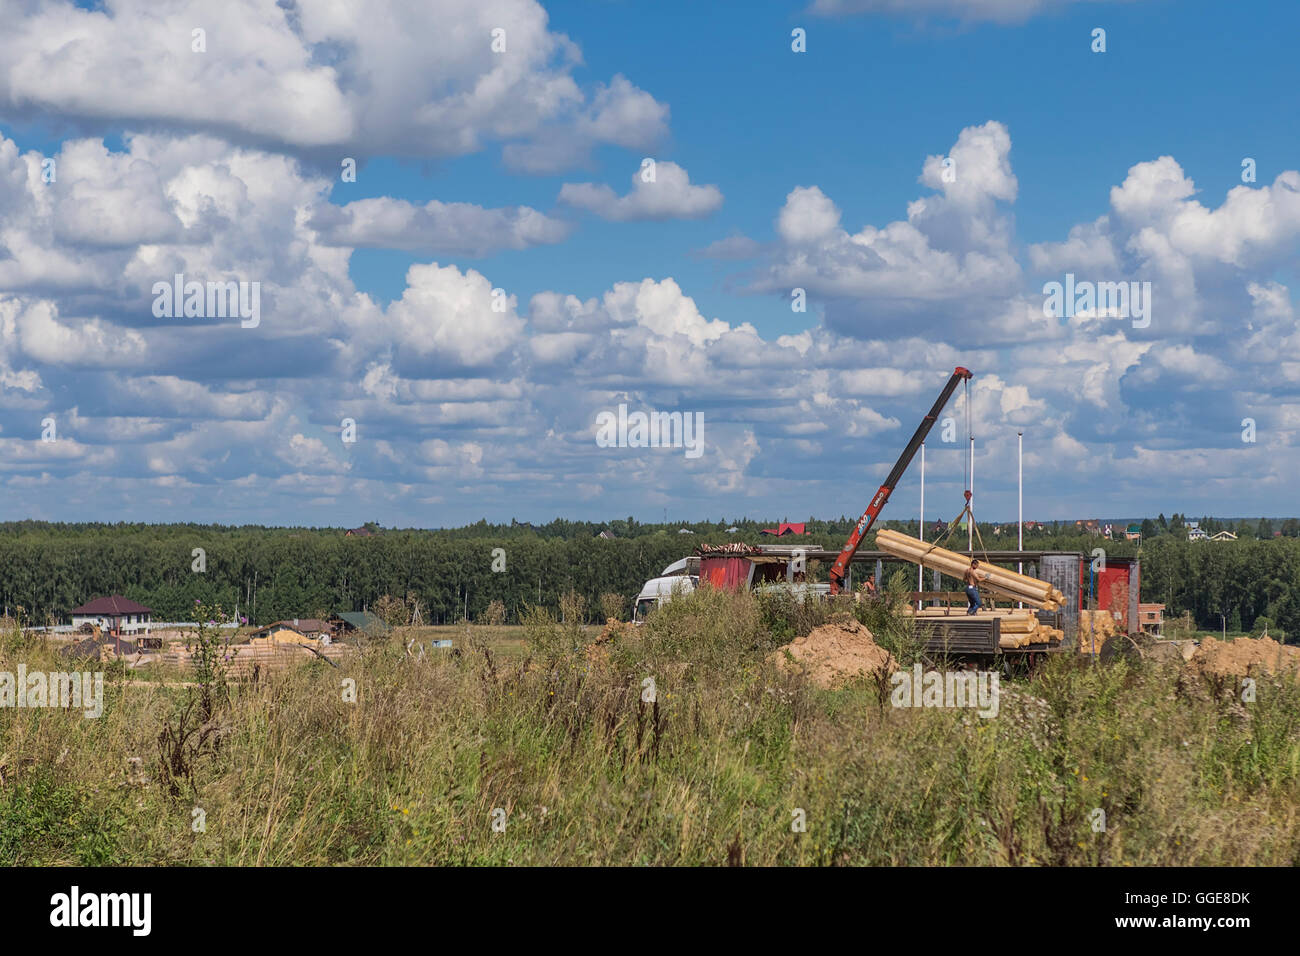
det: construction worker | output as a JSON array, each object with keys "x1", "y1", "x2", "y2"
[{"x1": 964, "y1": 559, "x2": 986, "y2": 615}]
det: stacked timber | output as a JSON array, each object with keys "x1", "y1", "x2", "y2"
[
  {"x1": 1076, "y1": 609, "x2": 1120, "y2": 654},
  {"x1": 160, "y1": 640, "x2": 351, "y2": 678},
  {"x1": 876, "y1": 530, "x2": 1066, "y2": 610},
  {"x1": 908, "y1": 606, "x2": 1064, "y2": 649}
]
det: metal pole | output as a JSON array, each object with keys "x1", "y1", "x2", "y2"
[
  {"x1": 968, "y1": 435, "x2": 975, "y2": 552},
  {"x1": 1018, "y1": 430, "x2": 1023, "y2": 609},
  {"x1": 918, "y1": 442, "x2": 925, "y2": 609}
]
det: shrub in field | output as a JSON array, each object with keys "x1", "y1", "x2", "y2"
[
  {"x1": 559, "y1": 589, "x2": 587, "y2": 625},
  {"x1": 479, "y1": 599, "x2": 507, "y2": 627},
  {"x1": 600, "y1": 592, "x2": 625, "y2": 623},
  {"x1": 373, "y1": 593, "x2": 409, "y2": 628}
]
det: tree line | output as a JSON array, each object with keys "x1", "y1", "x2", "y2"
[{"x1": 0, "y1": 519, "x2": 1296, "y2": 639}]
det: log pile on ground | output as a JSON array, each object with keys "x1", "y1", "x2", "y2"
[
  {"x1": 161, "y1": 639, "x2": 351, "y2": 678},
  {"x1": 769, "y1": 616, "x2": 897, "y2": 688},
  {"x1": 876, "y1": 530, "x2": 1065, "y2": 610},
  {"x1": 1188, "y1": 636, "x2": 1300, "y2": 681},
  {"x1": 1077, "y1": 609, "x2": 1121, "y2": 654},
  {"x1": 907, "y1": 606, "x2": 1064, "y2": 649}
]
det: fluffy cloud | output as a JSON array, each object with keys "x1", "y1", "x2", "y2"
[
  {"x1": 0, "y1": 112, "x2": 1296, "y2": 524},
  {"x1": 311, "y1": 197, "x2": 572, "y2": 256},
  {"x1": 0, "y1": 0, "x2": 668, "y2": 171},
  {"x1": 559, "y1": 161, "x2": 722, "y2": 222},
  {"x1": 755, "y1": 122, "x2": 1022, "y2": 340}
]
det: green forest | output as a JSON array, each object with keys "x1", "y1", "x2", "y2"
[{"x1": 0, "y1": 514, "x2": 1297, "y2": 639}]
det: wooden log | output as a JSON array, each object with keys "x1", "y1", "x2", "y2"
[
  {"x1": 877, "y1": 531, "x2": 1055, "y2": 599},
  {"x1": 877, "y1": 532, "x2": 1060, "y2": 609}
]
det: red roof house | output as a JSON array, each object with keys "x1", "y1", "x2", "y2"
[{"x1": 759, "y1": 522, "x2": 807, "y2": 536}]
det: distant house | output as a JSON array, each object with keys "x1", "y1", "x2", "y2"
[
  {"x1": 596, "y1": 530, "x2": 616, "y2": 539},
  {"x1": 1138, "y1": 603, "x2": 1165, "y2": 636},
  {"x1": 328, "y1": 610, "x2": 392, "y2": 639},
  {"x1": 677, "y1": 528, "x2": 695, "y2": 535},
  {"x1": 70, "y1": 595, "x2": 152, "y2": 636},
  {"x1": 725, "y1": 526, "x2": 739, "y2": 534},
  {"x1": 1210, "y1": 530, "x2": 1238, "y2": 542},
  {"x1": 346, "y1": 526, "x2": 377, "y2": 537},
  {"x1": 1022, "y1": 520, "x2": 1041, "y2": 531},
  {"x1": 251, "y1": 618, "x2": 336, "y2": 644},
  {"x1": 1124, "y1": 523, "x2": 1142, "y2": 541},
  {"x1": 1075, "y1": 519, "x2": 1102, "y2": 535},
  {"x1": 1188, "y1": 523, "x2": 1208, "y2": 542},
  {"x1": 760, "y1": 522, "x2": 807, "y2": 536}
]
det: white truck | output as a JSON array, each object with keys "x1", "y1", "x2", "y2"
[{"x1": 631, "y1": 556, "x2": 699, "y2": 622}]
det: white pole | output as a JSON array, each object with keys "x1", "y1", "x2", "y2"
[
  {"x1": 968, "y1": 435, "x2": 974, "y2": 552},
  {"x1": 1017, "y1": 430, "x2": 1024, "y2": 559},
  {"x1": 918, "y1": 442, "x2": 925, "y2": 609}
]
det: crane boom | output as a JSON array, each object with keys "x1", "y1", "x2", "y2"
[{"x1": 827, "y1": 366, "x2": 972, "y2": 595}]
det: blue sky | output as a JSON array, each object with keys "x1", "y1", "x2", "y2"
[{"x1": 0, "y1": 0, "x2": 1297, "y2": 528}]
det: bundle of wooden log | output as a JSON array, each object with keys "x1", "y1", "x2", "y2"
[
  {"x1": 1076, "y1": 609, "x2": 1120, "y2": 654},
  {"x1": 875, "y1": 530, "x2": 1066, "y2": 610},
  {"x1": 907, "y1": 606, "x2": 1064, "y2": 649}
]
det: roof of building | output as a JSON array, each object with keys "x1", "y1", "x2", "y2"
[
  {"x1": 330, "y1": 610, "x2": 392, "y2": 635},
  {"x1": 70, "y1": 595, "x2": 152, "y2": 616},
  {"x1": 345, "y1": 526, "x2": 378, "y2": 536},
  {"x1": 760, "y1": 522, "x2": 806, "y2": 536},
  {"x1": 253, "y1": 618, "x2": 335, "y2": 636}
]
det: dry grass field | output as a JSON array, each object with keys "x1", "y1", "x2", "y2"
[{"x1": 3, "y1": 586, "x2": 1300, "y2": 866}]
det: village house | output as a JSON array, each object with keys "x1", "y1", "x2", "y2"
[
  {"x1": 70, "y1": 595, "x2": 152, "y2": 636},
  {"x1": 760, "y1": 522, "x2": 807, "y2": 536},
  {"x1": 1138, "y1": 603, "x2": 1165, "y2": 637},
  {"x1": 1124, "y1": 523, "x2": 1142, "y2": 541},
  {"x1": 327, "y1": 611, "x2": 391, "y2": 639}
]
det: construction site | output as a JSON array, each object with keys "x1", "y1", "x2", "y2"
[{"x1": 632, "y1": 366, "x2": 1300, "y2": 685}]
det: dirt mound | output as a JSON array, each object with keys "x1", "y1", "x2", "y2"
[
  {"x1": 1189, "y1": 636, "x2": 1300, "y2": 680},
  {"x1": 770, "y1": 616, "x2": 897, "y2": 689}
]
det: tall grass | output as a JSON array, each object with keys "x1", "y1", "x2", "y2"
[{"x1": 2, "y1": 587, "x2": 1298, "y2": 865}]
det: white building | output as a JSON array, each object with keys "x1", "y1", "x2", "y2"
[{"x1": 70, "y1": 595, "x2": 153, "y2": 635}]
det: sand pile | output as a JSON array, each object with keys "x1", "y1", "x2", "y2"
[
  {"x1": 1189, "y1": 636, "x2": 1300, "y2": 680},
  {"x1": 770, "y1": 616, "x2": 897, "y2": 689}
]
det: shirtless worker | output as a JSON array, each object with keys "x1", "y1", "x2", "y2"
[{"x1": 964, "y1": 559, "x2": 988, "y2": 615}]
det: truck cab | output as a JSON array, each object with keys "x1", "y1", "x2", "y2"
[{"x1": 631, "y1": 557, "x2": 699, "y2": 622}]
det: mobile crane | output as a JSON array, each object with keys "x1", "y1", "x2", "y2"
[{"x1": 827, "y1": 366, "x2": 972, "y2": 595}]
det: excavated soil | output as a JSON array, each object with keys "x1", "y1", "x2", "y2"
[
  {"x1": 770, "y1": 617, "x2": 897, "y2": 689},
  {"x1": 1188, "y1": 636, "x2": 1300, "y2": 680}
]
